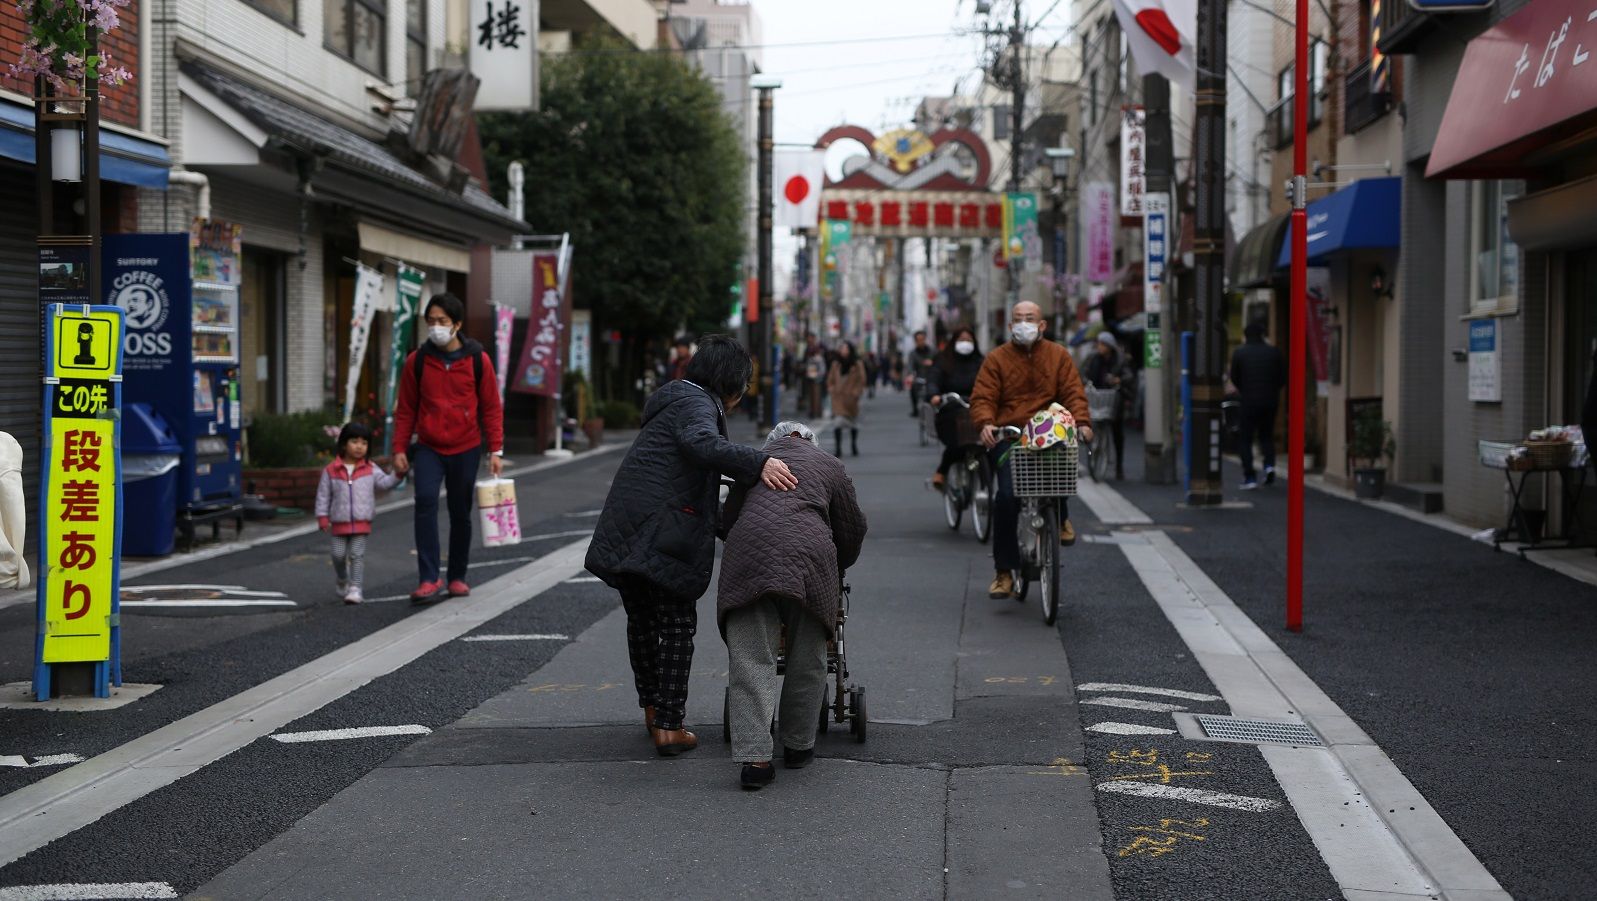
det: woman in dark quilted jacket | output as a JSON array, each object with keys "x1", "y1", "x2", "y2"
[{"x1": 585, "y1": 335, "x2": 798, "y2": 757}]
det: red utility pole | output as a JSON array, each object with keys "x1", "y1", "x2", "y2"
[{"x1": 1287, "y1": 0, "x2": 1309, "y2": 632}]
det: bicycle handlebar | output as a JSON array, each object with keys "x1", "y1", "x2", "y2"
[{"x1": 939, "y1": 393, "x2": 970, "y2": 409}]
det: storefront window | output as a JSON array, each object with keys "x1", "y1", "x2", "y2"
[
  {"x1": 407, "y1": 0, "x2": 428, "y2": 93},
  {"x1": 325, "y1": 0, "x2": 387, "y2": 77},
  {"x1": 243, "y1": 0, "x2": 295, "y2": 27},
  {"x1": 1469, "y1": 180, "x2": 1521, "y2": 315}
]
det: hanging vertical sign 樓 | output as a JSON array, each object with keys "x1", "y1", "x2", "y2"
[
  {"x1": 343, "y1": 264, "x2": 385, "y2": 423},
  {"x1": 384, "y1": 266, "x2": 425, "y2": 456},
  {"x1": 35, "y1": 304, "x2": 124, "y2": 699},
  {"x1": 511, "y1": 252, "x2": 565, "y2": 397},
  {"x1": 1120, "y1": 106, "x2": 1147, "y2": 217},
  {"x1": 470, "y1": 0, "x2": 538, "y2": 111}
]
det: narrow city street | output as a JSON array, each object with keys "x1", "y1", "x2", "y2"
[{"x1": 1, "y1": 392, "x2": 1590, "y2": 899}]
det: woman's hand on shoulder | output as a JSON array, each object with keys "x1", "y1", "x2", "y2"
[{"x1": 761, "y1": 457, "x2": 798, "y2": 491}]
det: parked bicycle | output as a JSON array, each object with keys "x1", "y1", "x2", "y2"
[
  {"x1": 932, "y1": 394, "x2": 993, "y2": 543},
  {"x1": 1084, "y1": 386, "x2": 1118, "y2": 482},
  {"x1": 997, "y1": 424, "x2": 1079, "y2": 625}
]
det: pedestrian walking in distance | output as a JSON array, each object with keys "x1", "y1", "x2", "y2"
[
  {"x1": 315, "y1": 422, "x2": 399, "y2": 605},
  {"x1": 928, "y1": 325, "x2": 984, "y2": 491},
  {"x1": 719, "y1": 421, "x2": 866, "y2": 790},
  {"x1": 908, "y1": 330, "x2": 935, "y2": 416},
  {"x1": 1083, "y1": 331, "x2": 1133, "y2": 481},
  {"x1": 586, "y1": 335, "x2": 800, "y2": 758},
  {"x1": 1229, "y1": 320, "x2": 1286, "y2": 490},
  {"x1": 390, "y1": 292, "x2": 505, "y2": 602},
  {"x1": 827, "y1": 341, "x2": 866, "y2": 457}
]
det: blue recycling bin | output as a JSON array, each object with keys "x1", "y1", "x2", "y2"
[{"x1": 121, "y1": 403, "x2": 182, "y2": 557}]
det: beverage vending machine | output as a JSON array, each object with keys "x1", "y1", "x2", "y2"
[{"x1": 104, "y1": 230, "x2": 244, "y2": 549}]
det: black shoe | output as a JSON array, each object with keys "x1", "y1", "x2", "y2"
[
  {"x1": 783, "y1": 746, "x2": 815, "y2": 769},
  {"x1": 741, "y1": 763, "x2": 775, "y2": 790},
  {"x1": 1264, "y1": 466, "x2": 1277, "y2": 485}
]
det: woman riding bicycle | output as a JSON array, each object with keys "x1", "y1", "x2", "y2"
[
  {"x1": 1082, "y1": 331, "x2": 1133, "y2": 481},
  {"x1": 928, "y1": 325, "x2": 984, "y2": 492}
]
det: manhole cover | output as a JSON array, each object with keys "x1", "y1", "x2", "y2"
[{"x1": 1193, "y1": 714, "x2": 1322, "y2": 747}]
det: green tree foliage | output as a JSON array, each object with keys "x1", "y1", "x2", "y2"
[{"x1": 480, "y1": 42, "x2": 746, "y2": 395}]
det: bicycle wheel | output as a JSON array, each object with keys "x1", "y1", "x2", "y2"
[
  {"x1": 971, "y1": 456, "x2": 993, "y2": 544},
  {"x1": 943, "y1": 465, "x2": 964, "y2": 531},
  {"x1": 1089, "y1": 431, "x2": 1110, "y2": 481},
  {"x1": 1040, "y1": 504, "x2": 1061, "y2": 626}
]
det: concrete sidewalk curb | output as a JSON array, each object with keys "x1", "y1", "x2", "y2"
[{"x1": 0, "y1": 443, "x2": 626, "y2": 612}]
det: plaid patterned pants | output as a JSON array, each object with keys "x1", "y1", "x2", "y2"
[{"x1": 619, "y1": 577, "x2": 698, "y2": 732}]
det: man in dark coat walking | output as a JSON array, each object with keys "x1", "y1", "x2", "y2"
[
  {"x1": 586, "y1": 335, "x2": 798, "y2": 757},
  {"x1": 717, "y1": 421, "x2": 867, "y2": 789},
  {"x1": 1229, "y1": 320, "x2": 1287, "y2": 489}
]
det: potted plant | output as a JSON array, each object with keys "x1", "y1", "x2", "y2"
[
  {"x1": 1350, "y1": 407, "x2": 1395, "y2": 499},
  {"x1": 575, "y1": 381, "x2": 604, "y2": 448}
]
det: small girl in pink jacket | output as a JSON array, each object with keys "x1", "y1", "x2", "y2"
[{"x1": 315, "y1": 422, "x2": 399, "y2": 604}]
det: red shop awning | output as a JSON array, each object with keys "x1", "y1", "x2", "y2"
[{"x1": 1427, "y1": 1, "x2": 1597, "y2": 179}]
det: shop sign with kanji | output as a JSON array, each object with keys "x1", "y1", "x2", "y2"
[
  {"x1": 468, "y1": 0, "x2": 536, "y2": 111},
  {"x1": 511, "y1": 252, "x2": 567, "y2": 398},
  {"x1": 40, "y1": 305, "x2": 123, "y2": 664},
  {"x1": 1120, "y1": 106, "x2": 1147, "y2": 217},
  {"x1": 818, "y1": 189, "x2": 1005, "y2": 238}
]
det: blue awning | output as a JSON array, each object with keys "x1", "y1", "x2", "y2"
[
  {"x1": 0, "y1": 99, "x2": 170, "y2": 188},
  {"x1": 1275, "y1": 176, "x2": 1400, "y2": 268}
]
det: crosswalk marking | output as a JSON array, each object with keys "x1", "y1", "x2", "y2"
[
  {"x1": 1080, "y1": 697, "x2": 1187, "y2": 713},
  {"x1": 460, "y1": 634, "x2": 570, "y2": 642},
  {"x1": 1077, "y1": 683, "x2": 1221, "y2": 702},
  {"x1": 0, "y1": 884, "x2": 178, "y2": 900},
  {"x1": 1085, "y1": 722, "x2": 1176, "y2": 736},
  {"x1": 269, "y1": 725, "x2": 431, "y2": 743},
  {"x1": 1096, "y1": 781, "x2": 1282, "y2": 812}
]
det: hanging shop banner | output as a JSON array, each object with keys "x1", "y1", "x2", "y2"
[
  {"x1": 468, "y1": 0, "x2": 537, "y2": 111},
  {"x1": 493, "y1": 303, "x2": 515, "y2": 401},
  {"x1": 1143, "y1": 193, "x2": 1170, "y2": 316},
  {"x1": 1084, "y1": 181, "x2": 1116, "y2": 283},
  {"x1": 1002, "y1": 192, "x2": 1039, "y2": 261},
  {"x1": 383, "y1": 266, "x2": 425, "y2": 455},
  {"x1": 1306, "y1": 266, "x2": 1332, "y2": 397},
  {"x1": 511, "y1": 252, "x2": 566, "y2": 397},
  {"x1": 1468, "y1": 318, "x2": 1501, "y2": 403},
  {"x1": 38, "y1": 304, "x2": 123, "y2": 668},
  {"x1": 1120, "y1": 106, "x2": 1147, "y2": 217},
  {"x1": 343, "y1": 264, "x2": 384, "y2": 422},
  {"x1": 821, "y1": 219, "x2": 852, "y2": 302}
]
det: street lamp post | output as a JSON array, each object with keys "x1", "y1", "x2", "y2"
[
  {"x1": 1044, "y1": 147, "x2": 1074, "y2": 334},
  {"x1": 752, "y1": 75, "x2": 781, "y2": 430}
]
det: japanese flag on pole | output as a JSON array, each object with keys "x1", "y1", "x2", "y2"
[
  {"x1": 1111, "y1": 0, "x2": 1196, "y2": 94},
  {"x1": 774, "y1": 150, "x2": 825, "y2": 229}
]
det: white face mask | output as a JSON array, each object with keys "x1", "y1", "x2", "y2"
[
  {"x1": 1011, "y1": 321, "x2": 1040, "y2": 346},
  {"x1": 427, "y1": 324, "x2": 455, "y2": 347},
  {"x1": 955, "y1": 340, "x2": 976, "y2": 355}
]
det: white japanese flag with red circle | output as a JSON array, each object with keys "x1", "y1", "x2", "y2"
[
  {"x1": 1111, "y1": 0, "x2": 1196, "y2": 94},
  {"x1": 774, "y1": 150, "x2": 825, "y2": 229}
]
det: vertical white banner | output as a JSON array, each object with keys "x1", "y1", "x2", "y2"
[
  {"x1": 344, "y1": 264, "x2": 385, "y2": 422},
  {"x1": 1120, "y1": 106, "x2": 1147, "y2": 217}
]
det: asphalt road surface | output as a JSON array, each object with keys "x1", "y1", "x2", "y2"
[{"x1": 0, "y1": 389, "x2": 1583, "y2": 900}]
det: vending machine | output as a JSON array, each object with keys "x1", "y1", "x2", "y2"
[{"x1": 104, "y1": 231, "x2": 244, "y2": 542}]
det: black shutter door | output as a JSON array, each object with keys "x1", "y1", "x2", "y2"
[{"x1": 0, "y1": 165, "x2": 41, "y2": 557}]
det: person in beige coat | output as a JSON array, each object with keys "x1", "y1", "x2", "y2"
[
  {"x1": 0, "y1": 432, "x2": 31, "y2": 590},
  {"x1": 825, "y1": 341, "x2": 867, "y2": 457}
]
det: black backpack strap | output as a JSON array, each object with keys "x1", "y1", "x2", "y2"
[{"x1": 413, "y1": 347, "x2": 486, "y2": 394}]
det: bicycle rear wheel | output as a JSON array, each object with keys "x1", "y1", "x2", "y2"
[
  {"x1": 1089, "y1": 431, "x2": 1110, "y2": 481},
  {"x1": 971, "y1": 456, "x2": 993, "y2": 544},
  {"x1": 943, "y1": 465, "x2": 964, "y2": 531},
  {"x1": 1040, "y1": 504, "x2": 1061, "y2": 626}
]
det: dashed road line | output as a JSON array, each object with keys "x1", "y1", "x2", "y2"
[
  {"x1": 1077, "y1": 683, "x2": 1221, "y2": 702},
  {"x1": 0, "y1": 754, "x2": 84, "y2": 768},
  {"x1": 564, "y1": 576, "x2": 602, "y2": 583},
  {"x1": 0, "y1": 884, "x2": 177, "y2": 900},
  {"x1": 460, "y1": 634, "x2": 570, "y2": 642},
  {"x1": 1086, "y1": 723, "x2": 1176, "y2": 736},
  {"x1": 270, "y1": 725, "x2": 431, "y2": 743},
  {"x1": 1080, "y1": 697, "x2": 1187, "y2": 713},
  {"x1": 1096, "y1": 781, "x2": 1283, "y2": 812},
  {"x1": 120, "y1": 600, "x2": 297, "y2": 608},
  {"x1": 119, "y1": 584, "x2": 246, "y2": 592}
]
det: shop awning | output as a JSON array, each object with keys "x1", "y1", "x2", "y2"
[
  {"x1": 0, "y1": 99, "x2": 171, "y2": 188},
  {"x1": 1426, "y1": 2, "x2": 1597, "y2": 179},
  {"x1": 1230, "y1": 213, "x2": 1289, "y2": 289},
  {"x1": 1275, "y1": 177, "x2": 1400, "y2": 268}
]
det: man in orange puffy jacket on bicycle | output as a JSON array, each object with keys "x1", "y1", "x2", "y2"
[{"x1": 969, "y1": 301, "x2": 1093, "y2": 600}]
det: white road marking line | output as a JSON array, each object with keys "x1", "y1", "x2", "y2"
[
  {"x1": 119, "y1": 600, "x2": 297, "y2": 608},
  {"x1": 1077, "y1": 682, "x2": 1221, "y2": 702},
  {"x1": 1079, "y1": 697, "x2": 1187, "y2": 713},
  {"x1": 564, "y1": 576, "x2": 601, "y2": 583},
  {"x1": 563, "y1": 509, "x2": 603, "y2": 517},
  {"x1": 460, "y1": 634, "x2": 570, "y2": 642},
  {"x1": 0, "y1": 538, "x2": 591, "y2": 868},
  {"x1": 1096, "y1": 781, "x2": 1282, "y2": 812},
  {"x1": 269, "y1": 725, "x2": 431, "y2": 743},
  {"x1": 0, "y1": 756, "x2": 24, "y2": 767},
  {"x1": 120, "y1": 584, "x2": 246, "y2": 592},
  {"x1": 0, "y1": 754, "x2": 86, "y2": 768},
  {"x1": 1085, "y1": 722, "x2": 1176, "y2": 736},
  {"x1": 1075, "y1": 478, "x2": 1154, "y2": 525},
  {"x1": 0, "y1": 884, "x2": 178, "y2": 900},
  {"x1": 365, "y1": 594, "x2": 412, "y2": 604}
]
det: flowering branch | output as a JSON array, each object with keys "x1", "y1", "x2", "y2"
[{"x1": 7, "y1": 0, "x2": 133, "y2": 93}]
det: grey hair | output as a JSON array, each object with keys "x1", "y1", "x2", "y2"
[{"x1": 766, "y1": 421, "x2": 818, "y2": 448}]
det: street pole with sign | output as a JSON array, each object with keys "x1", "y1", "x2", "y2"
[
  {"x1": 1187, "y1": 0, "x2": 1227, "y2": 507},
  {"x1": 753, "y1": 75, "x2": 781, "y2": 430},
  {"x1": 1287, "y1": 0, "x2": 1309, "y2": 631}
]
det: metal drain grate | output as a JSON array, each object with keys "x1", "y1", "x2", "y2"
[{"x1": 1193, "y1": 715, "x2": 1323, "y2": 747}]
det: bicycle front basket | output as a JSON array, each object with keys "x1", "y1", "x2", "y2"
[
  {"x1": 1085, "y1": 386, "x2": 1117, "y2": 422},
  {"x1": 1010, "y1": 444, "x2": 1078, "y2": 498}
]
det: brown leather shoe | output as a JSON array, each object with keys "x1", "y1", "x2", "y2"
[
  {"x1": 643, "y1": 706, "x2": 656, "y2": 735},
  {"x1": 988, "y1": 570, "x2": 1014, "y2": 599},
  {"x1": 931, "y1": 472, "x2": 946, "y2": 492},
  {"x1": 652, "y1": 727, "x2": 698, "y2": 757},
  {"x1": 1060, "y1": 519, "x2": 1077, "y2": 546}
]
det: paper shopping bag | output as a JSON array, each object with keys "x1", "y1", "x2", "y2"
[{"x1": 475, "y1": 478, "x2": 522, "y2": 547}]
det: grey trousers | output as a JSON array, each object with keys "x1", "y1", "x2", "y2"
[{"x1": 725, "y1": 596, "x2": 830, "y2": 764}]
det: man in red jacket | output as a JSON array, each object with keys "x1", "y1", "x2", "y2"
[{"x1": 392, "y1": 293, "x2": 505, "y2": 602}]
